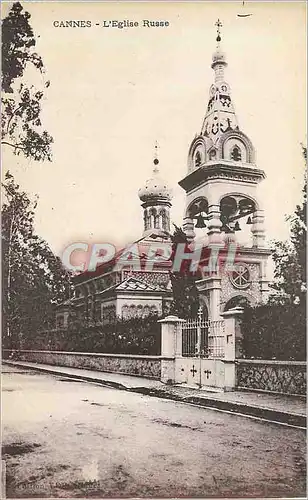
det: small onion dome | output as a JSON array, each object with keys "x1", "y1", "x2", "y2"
[
  {"x1": 211, "y1": 47, "x2": 227, "y2": 68},
  {"x1": 138, "y1": 163, "x2": 172, "y2": 202}
]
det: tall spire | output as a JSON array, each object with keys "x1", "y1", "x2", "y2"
[
  {"x1": 201, "y1": 19, "x2": 239, "y2": 143},
  {"x1": 211, "y1": 19, "x2": 227, "y2": 83}
]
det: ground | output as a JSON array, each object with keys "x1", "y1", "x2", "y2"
[{"x1": 2, "y1": 365, "x2": 306, "y2": 498}]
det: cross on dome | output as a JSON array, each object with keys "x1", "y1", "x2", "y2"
[
  {"x1": 138, "y1": 142, "x2": 172, "y2": 204},
  {"x1": 215, "y1": 18, "x2": 222, "y2": 42},
  {"x1": 153, "y1": 140, "x2": 159, "y2": 173}
]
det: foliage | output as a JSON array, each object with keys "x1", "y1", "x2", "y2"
[
  {"x1": 169, "y1": 224, "x2": 200, "y2": 319},
  {"x1": 269, "y1": 145, "x2": 307, "y2": 306},
  {"x1": 241, "y1": 146, "x2": 307, "y2": 361},
  {"x1": 20, "y1": 315, "x2": 162, "y2": 355},
  {"x1": 240, "y1": 302, "x2": 306, "y2": 361},
  {"x1": 2, "y1": 172, "x2": 72, "y2": 349},
  {"x1": 1, "y1": 2, "x2": 53, "y2": 161}
]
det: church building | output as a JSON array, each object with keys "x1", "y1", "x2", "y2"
[{"x1": 55, "y1": 20, "x2": 271, "y2": 329}]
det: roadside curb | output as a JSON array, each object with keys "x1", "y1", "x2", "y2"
[
  {"x1": 3, "y1": 360, "x2": 129, "y2": 391},
  {"x1": 132, "y1": 387, "x2": 307, "y2": 428},
  {"x1": 3, "y1": 360, "x2": 306, "y2": 428}
]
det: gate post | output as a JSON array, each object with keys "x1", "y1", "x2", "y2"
[
  {"x1": 220, "y1": 307, "x2": 244, "y2": 390},
  {"x1": 158, "y1": 315, "x2": 184, "y2": 384}
]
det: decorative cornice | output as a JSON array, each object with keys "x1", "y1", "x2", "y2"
[{"x1": 179, "y1": 162, "x2": 265, "y2": 193}]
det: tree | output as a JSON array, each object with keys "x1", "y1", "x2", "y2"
[
  {"x1": 240, "y1": 146, "x2": 306, "y2": 360},
  {"x1": 169, "y1": 224, "x2": 200, "y2": 319},
  {"x1": 270, "y1": 145, "x2": 307, "y2": 306},
  {"x1": 1, "y1": 2, "x2": 53, "y2": 161},
  {"x1": 2, "y1": 172, "x2": 72, "y2": 348}
]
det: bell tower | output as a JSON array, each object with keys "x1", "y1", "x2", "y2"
[{"x1": 178, "y1": 20, "x2": 271, "y2": 319}]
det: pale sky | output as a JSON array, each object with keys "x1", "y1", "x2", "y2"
[{"x1": 2, "y1": 1, "x2": 307, "y2": 257}]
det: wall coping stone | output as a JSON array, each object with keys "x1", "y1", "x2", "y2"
[
  {"x1": 158, "y1": 315, "x2": 185, "y2": 323},
  {"x1": 236, "y1": 359, "x2": 306, "y2": 367},
  {"x1": 2, "y1": 349, "x2": 167, "y2": 361}
]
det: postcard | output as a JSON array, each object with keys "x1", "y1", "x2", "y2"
[{"x1": 1, "y1": 1, "x2": 306, "y2": 499}]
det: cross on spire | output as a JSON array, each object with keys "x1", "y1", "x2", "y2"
[
  {"x1": 215, "y1": 18, "x2": 222, "y2": 42},
  {"x1": 153, "y1": 140, "x2": 159, "y2": 171}
]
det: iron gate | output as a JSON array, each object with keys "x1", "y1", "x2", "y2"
[{"x1": 182, "y1": 312, "x2": 225, "y2": 359}]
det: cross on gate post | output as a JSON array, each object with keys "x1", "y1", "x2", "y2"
[
  {"x1": 190, "y1": 365, "x2": 197, "y2": 378},
  {"x1": 204, "y1": 369, "x2": 212, "y2": 379}
]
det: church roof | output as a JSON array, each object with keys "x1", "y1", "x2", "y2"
[
  {"x1": 116, "y1": 276, "x2": 166, "y2": 292},
  {"x1": 74, "y1": 231, "x2": 172, "y2": 284},
  {"x1": 99, "y1": 276, "x2": 168, "y2": 296}
]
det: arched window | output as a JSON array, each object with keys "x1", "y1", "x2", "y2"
[
  {"x1": 159, "y1": 209, "x2": 166, "y2": 230},
  {"x1": 230, "y1": 145, "x2": 242, "y2": 162},
  {"x1": 144, "y1": 211, "x2": 150, "y2": 230},
  {"x1": 154, "y1": 214, "x2": 160, "y2": 229},
  {"x1": 209, "y1": 149, "x2": 216, "y2": 160},
  {"x1": 143, "y1": 305, "x2": 150, "y2": 317},
  {"x1": 149, "y1": 208, "x2": 157, "y2": 228},
  {"x1": 122, "y1": 305, "x2": 129, "y2": 319},
  {"x1": 195, "y1": 150, "x2": 202, "y2": 167},
  {"x1": 224, "y1": 296, "x2": 250, "y2": 311},
  {"x1": 137, "y1": 305, "x2": 143, "y2": 318},
  {"x1": 129, "y1": 305, "x2": 136, "y2": 318},
  {"x1": 150, "y1": 305, "x2": 158, "y2": 316}
]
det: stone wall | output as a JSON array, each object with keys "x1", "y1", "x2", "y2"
[
  {"x1": 236, "y1": 359, "x2": 306, "y2": 396},
  {"x1": 3, "y1": 350, "x2": 162, "y2": 379}
]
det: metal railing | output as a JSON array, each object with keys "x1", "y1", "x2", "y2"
[{"x1": 182, "y1": 316, "x2": 225, "y2": 359}]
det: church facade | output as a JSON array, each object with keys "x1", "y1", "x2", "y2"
[{"x1": 55, "y1": 23, "x2": 271, "y2": 329}]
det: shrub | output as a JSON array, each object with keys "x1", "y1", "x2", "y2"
[
  {"x1": 18, "y1": 315, "x2": 161, "y2": 355},
  {"x1": 240, "y1": 302, "x2": 306, "y2": 361}
]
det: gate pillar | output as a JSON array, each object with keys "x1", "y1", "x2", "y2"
[
  {"x1": 158, "y1": 315, "x2": 185, "y2": 384},
  {"x1": 221, "y1": 307, "x2": 244, "y2": 390}
]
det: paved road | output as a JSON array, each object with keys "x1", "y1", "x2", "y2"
[{"x1": 2, "y1": 365, "x2": 306, "y2": 498}]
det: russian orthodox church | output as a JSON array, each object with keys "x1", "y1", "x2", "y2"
[
  {"x1": 55, "y1": 150, "x2": 175, "y2": 329},
  {"x1": 55, "y1": 20, "x2": 271, "y2": 329}
]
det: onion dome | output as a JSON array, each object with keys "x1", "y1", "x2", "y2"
[{"x1": 138, "y1": 160, "x2": 172, "y2": 202}]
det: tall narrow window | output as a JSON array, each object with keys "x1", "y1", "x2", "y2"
[
  {"x1": 209, "y1": 149, "x2": 216, "y2": 160},
  {"x1": 195, "y1": 150, "x2": 202, "y2": 167}
]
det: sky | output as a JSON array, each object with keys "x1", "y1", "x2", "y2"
[{"x1": 2, "y1": 1, "x2": 307, "y2": 257}]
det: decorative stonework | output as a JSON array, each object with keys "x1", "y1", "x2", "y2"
[
  {"x1": 229, "y1": 264, "x2": 250, "y2": 289},
  {"x1": 11, "y1": 350, "x2": 162, "y2": 379},
  {"x1": 179, "y1": 164, "x2": 265, "y2": 193},
  {"x1": 236, "y1": 360, "x2": 306, "y2": 396},
  {"x1": 121, "y1": 303, "x2": 158, "y2": 319},
  {"x1": 220, "y1": 263, "x2": 261, "y2": 310}
]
